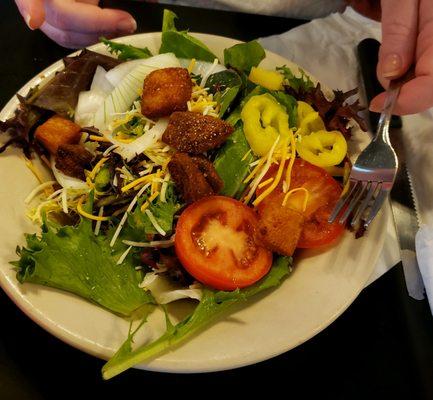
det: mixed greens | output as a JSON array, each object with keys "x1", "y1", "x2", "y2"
[{"x1": 0, "y1": 9, "x2": 367, "y2": 379}]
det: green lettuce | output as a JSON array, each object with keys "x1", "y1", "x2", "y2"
[
  {"x1": 100, "y1": 37, "x2": 152, "y2": 60},
  {"x1": 122, "y1": 186, "x2": 180, "y2": 241},
  {"x1": 102, "y1": 256, "x2": 292, "y2": 379},
  {"x1": 277, "y1": 65, "x2": 314, "y2": 93},
  {"x1": 223, "y1": 40, "x2": 265, "y2": 73},
  {"x1": 13, "y1": 196, "x2": 152, "y2": 317},
  {"x1": 214, "y1": 123, "x2": 255, "y2": 198},
  {"x1": 159, "y1": 10, "x2": 217, "y2": 62},
  {"x1": 205, "y1": 70, "x2": 242, "y2": 117}
]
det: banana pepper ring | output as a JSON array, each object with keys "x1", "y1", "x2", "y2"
[
  {"x1": 241, "y1": 94, "x2": 290, "y2": 156},
  {"x1": 296, "y1": 130, "x2": 347, "y2": 167}
]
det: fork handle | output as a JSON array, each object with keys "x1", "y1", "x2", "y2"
[
  {"x1": 375, "y1": 66, "x2": 415, "y2": 144},
  {"x1": 375, "y1": 85, "x2": 401, "y2": 145}
]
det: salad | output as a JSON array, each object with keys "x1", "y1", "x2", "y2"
[{"x1": 0, "y1": 10, "x2": 367, "y2": 379}]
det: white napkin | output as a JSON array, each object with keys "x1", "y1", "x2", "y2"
[
  {"x1": 416, "y1": 225, "x2": 433, "y2": 313},
  {"x1": 259, "y1": 7, "x2": 433, "y2": 303}
]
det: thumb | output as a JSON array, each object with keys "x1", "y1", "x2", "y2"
[
  {"x1": 378, "y1": 0, "x2": 418, "y2": 80},
  {"x1": 15, "y1": 0, "x2": 45, "y2": 29}
]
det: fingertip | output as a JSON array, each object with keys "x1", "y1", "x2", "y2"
[{"x1": 369, "y1": 94, "x2": 384, "y2": 113}]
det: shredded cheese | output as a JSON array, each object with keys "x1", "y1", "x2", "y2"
[
  {"x1": 89, "y1": 135, "x2": 111, "y2": 143},
  {"x1": 24, "y1": 157, "x2": 45, "y2": 184},
  {"x1": 187, "y1": 58, "x2": 196, "y2": 73},
  {"x1": 141, "y1": 191, "x2": 159, "y2": 212},
  {"x1": 122, "y1": 236, "x2": 175, "y2": 248},
  {"x1": 145, "y1": 209, "x2": 166, "y2": 236},
  {"x1": 200, "y1": 58, "x2": 219, "y2": 88},
  {"x1": 121, "y1": 173, "x2": 157, "y2": 193},
  {"x1": 283, "y1": 129, "x2": 297, "y2": 191},
  {"x1": 77, "y1": 196, "x2": 110, "y2": 221},
  {"x1": 159, "y1": 172, "x2": 171, "y2": 203},
  {"x1": 243, "y1": 157, "x2": 266, "y2": 184},
  {"x1": 24, "y1": 181, "x2": 56, "y2": 204},
  {"x1": 243, "y1": 137, "x2": 280, "y2": 205},
  {"x1": 94, "y1": 206, "x2": 104, "y2": 235},
  {"x1": 253, "y1": 136, "x2": 289, "y2": 207},
  {"x1": 257, "y1": 177, "x2": 274, "y2": 190},
  {"x1": 88, "y1": 157, "x2": 108, "y2": 180},
  {"x1": 47, "y1": 188, "x2": 63, "y2": 200},
  {"x1": 241, "y1": 149, "x2": 252, "y2": 162},
  {"x1": 282, "y1": 187, "x2": 310, "y2": 212},
  {"x1": 110, "y1": 184, "x2": 150, "y2": 247},
  {"x1": 103, "y1": 144, "x2": 119, "y2": 157},
  {"x1": 117, "y1": 246, "x2": 133, "y2": 265},
  {"x1": 61, "y1": 188, "x2": 68, "y2": 214}
]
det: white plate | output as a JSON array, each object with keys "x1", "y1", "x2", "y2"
[{"x1": 0, "y1": 32, "x2": 387, "y2": 373}]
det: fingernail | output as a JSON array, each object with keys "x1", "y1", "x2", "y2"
[
  {"x1": 382, "y1": 53, "x2": 402, "y2": 78},
  {"x1": 117, "y1": 18, "x2": 137, "y2": 33},
  {"x1": 369, "y1": 103, "x2": 380, "y2": 113},
  {"x1": 24, "y1": 12, "x2": 36, "y2": 30}
]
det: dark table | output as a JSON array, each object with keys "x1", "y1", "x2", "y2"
[{"x1": 1, "y1": 1, "x2": 433, "y2": 398}]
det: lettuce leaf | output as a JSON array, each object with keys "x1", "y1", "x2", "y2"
[
  {"x1": 101, "y1": 37, "x2": 152, "y2": 60},
  {"x1": 13, "y1": 196, "x2": 152, "y2": 317},
  {"x1": 28, "y1": 50, "x2": 121, "y2": 117},
  {"x1": 102, "y1": 256, "x2": 292, "y2": 379},
  {"x1": 277, "y1": 65, "x2": 314, "y2": 93},
  {"x1": 159, "y1": 10, "x2": 217, "y2": 62},
  {"x1": 205, "y1": 69, "x2": 242, "y2": 117},
  {"x1": 122, "y1": 185, "x2": 180, "y2": 240},
  {"x1": 214, "y1": 123, "x2": 255, "y2": 198},
  {"x1": 223, "y1": 41, "x2": 265, "y2": 74}
]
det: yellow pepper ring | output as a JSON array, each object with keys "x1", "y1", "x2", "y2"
[
  {"x1": 296, "y1": 130, "x2": 347, "y2": 167},
  {"x1": 297, "y1": 101, "x2": 316, "y2": 122},
  {"x1": 297, "y1": 111, "x2": 325, "y2": 136},
  {"x1": 241, "y1": 94, "x2": 290, "y2": 157}
]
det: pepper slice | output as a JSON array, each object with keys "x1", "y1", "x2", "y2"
[
  {"x1": 241, "y1": 94, "x2": 290, "y2": 156},
  {"x1": 296, "y1": 101, "x2": 325, "y2": 136},
  {"x1": 296, "y1": 130, "x2": 347, "y2": 167}
]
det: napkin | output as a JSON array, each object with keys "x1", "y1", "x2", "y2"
[
  {"x1": 416, "y1": 225, "x2": 433, "y2": 314},
  {"x1": 259, "y1": 7, "x2": 433, "y2": 304}
]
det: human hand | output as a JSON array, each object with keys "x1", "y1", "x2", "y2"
[
  {"x1": 370, "y1": 0, "x2": 433, "y2": 115},
  {"x1": 15, "y1": 0, "x2": 137, "y2": 49}
]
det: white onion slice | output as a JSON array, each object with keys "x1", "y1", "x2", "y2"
[
  {"x1": 179, "y1": 58, "x2": 226, "y2": 78},
  {"x1": 51, "y1": 159, "x2": 88, "y2": 190},
  {"x1": 112, "y1": 118, "x2": 168, "y2": 161},
  {"x1": 139, "y1": 272, "x2": 202, "y2": 304},
  {"x1": 105, "y1": 53, "x2": 181, "y2": 87},
  {"x1": 74, "y1": 90, "x2": 106, "y2": 127},
  {"x1": 90, "y1": 66, "x2": 113, "y2": 95}
]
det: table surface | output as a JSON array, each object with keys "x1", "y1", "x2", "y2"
[{"x1": 1, "y1": 1, "x2": 433, "y2": 398}]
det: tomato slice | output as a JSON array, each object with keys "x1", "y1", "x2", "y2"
[
  {"x1": 175, "y1": 196, "x2": 273, "y2": 290},
  {"x1": 256, "y1": 159, "x2": 345, "y2": 248}
]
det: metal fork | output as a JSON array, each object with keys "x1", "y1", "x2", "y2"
[{"x1": 328, "y1": 78, "x2": 403, "y2": 229}]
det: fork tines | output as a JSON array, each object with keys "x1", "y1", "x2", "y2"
[{"x1": 329, "y1": 180, "x2": 390, "y2": 229}]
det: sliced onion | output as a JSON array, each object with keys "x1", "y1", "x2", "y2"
[
  {"x1": 113, "y1": 118, "x2": 168, "y2": 161},
  {"x1": 139, "y1": 272, "x2": 202, "y2": 304},
  {"x1": 93, "y1": 53, "x2": 180, "y2": 132},
  {"x1": 51, "y1": 159, "x2": 88, "y2": 190},
  {"x1": 105, "y1": 53, "x2": 181, "y2": 87},
  {"x1": 179, "y1": 58, "x2": 226, "y2": 77},
  {"x1": 74, "y1": 90, "x2": 106, "y2": 127},
  {"x1": 90, "y1": 65, "x2": 113, "y2": 95}
]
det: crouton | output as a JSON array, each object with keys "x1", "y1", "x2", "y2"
[
  {"x1": 168, "y1": 152, "x2": 222, "y2": 204},
  {"x1": 141, "y1": 67, "x2": 193, "y2": 119},
  {"x1": 162, "y1": 111, "x2": 234, "y2": 154},
  {"x1": 190, "y1": 155, "x2": 223, "y2": 193},
  {"x1": 257, "y1": 192, "x2": 304, "y2": 256},
  {"x1": 55, "y1": 144, "x2": 93, "y2": 180},
  {"x1": 35, "y1": 115, "x2": 81, "y2": 155}
]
